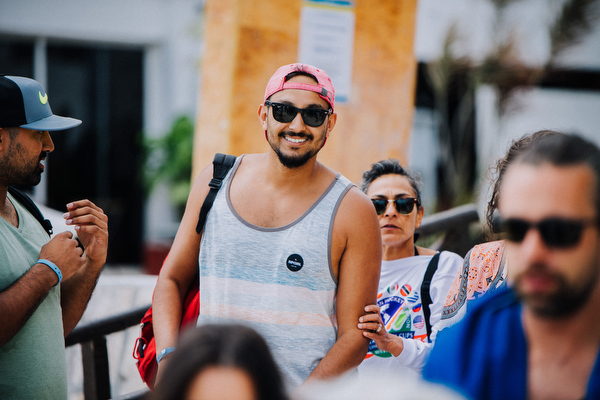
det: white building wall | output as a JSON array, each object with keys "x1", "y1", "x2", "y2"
[{"x1": 0, "y1": 0, "x2": 205, "y2": 240}]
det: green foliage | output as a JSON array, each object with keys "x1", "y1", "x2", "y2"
[{"x1": 141, "y1": 116, "x2": 194, "y2": 213}]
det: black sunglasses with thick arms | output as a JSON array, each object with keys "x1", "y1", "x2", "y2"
[
  {"x1": 494, "y1": 216, "x2": 599, "y2": 248},
  {"x1": 265, "y1": 100, "x2": 332, "y2": 127}
]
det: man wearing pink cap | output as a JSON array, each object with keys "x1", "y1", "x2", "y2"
[{"x1": 153, "y1": 63, "x2": 382, "y2": 391}]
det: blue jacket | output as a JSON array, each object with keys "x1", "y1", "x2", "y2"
[{"x1": 423, "y1": 288, "x2": 600, "y2": 400}]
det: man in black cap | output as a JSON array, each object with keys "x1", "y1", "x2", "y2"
[{"x1": 0, "y1": 75, "x2": 109, "y2": 398}]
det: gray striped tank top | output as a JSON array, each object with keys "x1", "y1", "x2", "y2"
[{"x1": 197, "y1": 155, "x2": 354, "y2": 389}]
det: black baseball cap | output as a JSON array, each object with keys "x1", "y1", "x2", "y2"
[{"x1": 0, "y1": 75, "x2": 82, "y2": 131}]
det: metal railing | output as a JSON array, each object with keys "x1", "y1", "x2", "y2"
[
  {"x1": 418, "y1": 203, "x2": 481, "y2": 256},
  {"x1": 65, "y1": 306, "x2": 151, "y2": 400},
  {"x1": 65, "y1": 203, "x2": 481, "y2": 399}
]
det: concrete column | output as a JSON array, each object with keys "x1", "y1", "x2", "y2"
[{"x1": 193, "y1": 0, "x2": 417, "y2": 184}]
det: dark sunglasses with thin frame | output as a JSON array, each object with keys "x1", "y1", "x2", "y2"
[
  {"x1": 265, "y1": 100, "x2": 332, "y2": 127},
  {"x1": 371, "y1": 198, "x2": 419, "y2": 215},
  {"x1": 495, "y1": 216, "x2": 599, "y2": 248}
]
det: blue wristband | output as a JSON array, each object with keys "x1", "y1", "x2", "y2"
[
  {"x1": 157, "y1": 347, "x2": 176, "y2": 364},
  {"x1": 37, "y1": 259, "x2": 62, "y2": 286}
]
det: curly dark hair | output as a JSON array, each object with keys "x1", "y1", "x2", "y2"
[{"x1": 485, "y1": 130, "x2": 566, "y2": 239}]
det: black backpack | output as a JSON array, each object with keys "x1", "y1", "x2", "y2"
[{"x1": 7, "y1": 186, "x2": 53, "y2": 236}]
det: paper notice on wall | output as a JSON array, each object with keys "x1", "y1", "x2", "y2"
[{"x1": 298, "y1": 0, "x2": 355, "y2": 104}]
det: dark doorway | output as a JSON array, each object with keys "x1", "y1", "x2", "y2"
[
  {"x1": 0, "y1": 39, "x2": 145, "y2": 264},
  {"x1": 46, "y1": 45, "x2": 144, "y2": 264}
]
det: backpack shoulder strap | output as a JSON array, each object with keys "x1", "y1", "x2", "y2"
[
  {"x1": 7, "y1": 186, "x2": 53, "y2": 236},
  {"x1": 195, "y1": 153, "x2": 236, "y2": 234},
  {"x1": 420, "y1": 251, "x2": 440, "y2": 342}
]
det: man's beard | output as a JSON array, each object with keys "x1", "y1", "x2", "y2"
[
  {"x1": 274, "y1": 146, "x2": 316, "y2": 169},
  {"x1": 514, "y1": 264, "x2": 599, "y2": 318},
  {"x1": 270, "y1": 131, "x2": 323, "y2": 169},
  {"x1": 0, "y1": 143, "x2": 45, "y2": 187}
]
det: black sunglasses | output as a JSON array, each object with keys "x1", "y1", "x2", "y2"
[
  {"x1": 371, "y1": 198, "x2": 419, "y2": 215},
  {"x1": 265, "y1": 100, "x2": 332, "y2": 127},
  {"x1": 496, "y1": 217, "x2": 599, "y2": 248}
]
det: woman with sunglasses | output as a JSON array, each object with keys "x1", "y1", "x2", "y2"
[{"x1": 356, "y1": 159, "x2": 463, "y2": 379}]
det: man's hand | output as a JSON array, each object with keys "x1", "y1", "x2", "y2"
[
  {"x1": 59, "y1": 199, "x2": 108, "y2": 335},
  {"x1": 38, "y1": 232, "x2": 85, "y2": 283},
  {"x1": 64, "y1": 199, "x2": 108, "y2": 267}
]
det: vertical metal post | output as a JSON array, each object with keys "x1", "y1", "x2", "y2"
[{"x1": 81, "y1": 337, "x2": 111, "y2": 400}]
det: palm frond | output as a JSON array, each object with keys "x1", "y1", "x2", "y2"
[{"x1": 549, "y1": 0, "x2": 600, "y2": 61}]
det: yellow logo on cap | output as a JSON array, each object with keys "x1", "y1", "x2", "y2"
[{"x1": 39, "y1": 92, "x2": 48, "y2": 105}]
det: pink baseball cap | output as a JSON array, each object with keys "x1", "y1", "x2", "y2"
[{"x1": 264, "y1": 63, "x2": 335, "y2": 111}]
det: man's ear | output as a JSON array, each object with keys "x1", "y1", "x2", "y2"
[
  {"x1": 325, "y1": 112, "x2": 337, "y2": 138},
  {"x1": 0, "y1": 127, "x2": 12, "y2": 152},
  {"x1": 258, "y1": 103, "x2": 268, "y2": 130}
]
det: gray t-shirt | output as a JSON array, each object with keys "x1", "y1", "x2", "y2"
[{"x1": 0, "y1": 193, "x2": 67, "y2": 398}]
